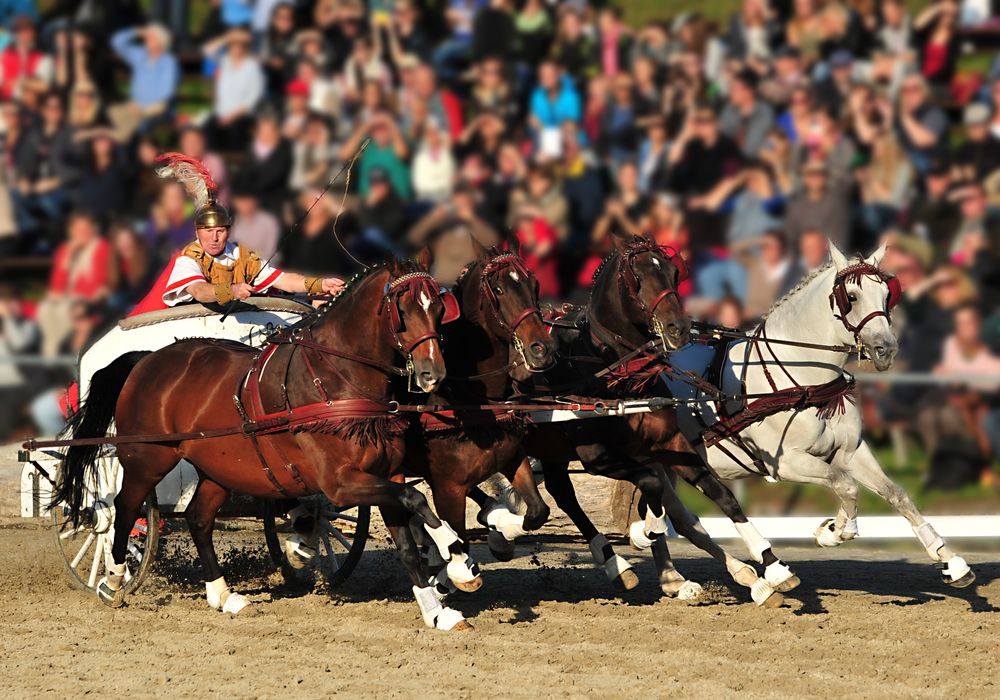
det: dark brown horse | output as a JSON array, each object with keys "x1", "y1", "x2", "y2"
[
  {"x1": 491, "y1": 234, "x2": 794, "y2": 606},
  {"x1": 398, "y1": 242, "x2": 557, "y2": 607},
  {"x1": 54, "y1": 258, "x2": 480, "y2": 629}
]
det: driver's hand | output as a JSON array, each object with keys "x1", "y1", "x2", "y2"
[
  {"x1": 322, "y1": 277, "x2": 346, "y2": 294},
  {"x1": 231, "y1": 283, "x2": 252, "y2": 300}
]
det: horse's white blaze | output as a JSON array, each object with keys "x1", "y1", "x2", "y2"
[
  {"x1": 652, "y1": 257, "x2": 661, "y2": 268},
  {"x1": 418, "y1": 290, "x2": 432, "y2": 311},
  {"x1": 509, "y1": 270, "x2": 520, "y2": 282}
]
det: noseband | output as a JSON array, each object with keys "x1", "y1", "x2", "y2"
[
  {"x1": 828, "y1": 262, "x2": 902, "y2": 340},
  {"x1": 618, "y1": 239, "x2": 688, "y2": 349},
  {"x1": 380, "y1": 271, "x2": 454, "y2": 355},
  {"x1": 479, "y1": 253, "x2": 543, "y2": 366}
]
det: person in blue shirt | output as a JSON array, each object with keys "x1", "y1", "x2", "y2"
[
  {"x1": 107, "y1": 24, "x2": 179, "y2": 141},
  {"x1": 529, "y1": 61, "x2": 581, "y2": 155}
]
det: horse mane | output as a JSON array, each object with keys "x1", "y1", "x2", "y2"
[
  {"x1": 288, "y1": 260, "x2": 418, "y2": 332},
  {"x1": 760, "y1": 260, "x2": 835, "y2": 321},
  {"x1": 588, "y1": 249, "x2": 620, "y2": 302}
]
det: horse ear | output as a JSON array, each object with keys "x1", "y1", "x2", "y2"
[
  {"x1": 416, "y1": 246, "x2": 434, "y2": 272},
  {"x1": 469, "y1": 232, "x2": 491, "y2": 261},
  {"x1": 503, "y1": 229, "x2": 522, "y2": 256},
  {"x1": 829, "y1": 239, "x2": 849, "y2": 272},
  {"x1": 609, "y1": 229, "x2": 632, "y2": 253},
  {"x1": 865, "y1": 242, "x2": 887, "y2": 269}
]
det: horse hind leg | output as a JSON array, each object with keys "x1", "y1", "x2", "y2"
[
  {"x1": 846, "y1": 442, "x2": 975, "y2": 588},
  {"x1": 102, "y1": 447, "x2": 177, "y2": 608},
  {"x1": 541, "y1": 460, "x2": 639, "y2": 591},
  {"x1": 183, "y1": 476, "x2": 252, "y2": 615}
]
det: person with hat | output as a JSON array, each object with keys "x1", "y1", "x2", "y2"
[
  {"x1": 108, "y1": 23, "x2": 178, "y2": 141},
  {"x1": 953, "y1": 102, "x2": 1000, "y2": 182},
  {"x1": 130, "y1": 153, "x2": 343, "y2": 316},
  {"x1": 204, "y1": 27, "x2": 265, "y2": 151},
  {"x1": 784, "y1": 157, "x2": 851, "y2": 250}
]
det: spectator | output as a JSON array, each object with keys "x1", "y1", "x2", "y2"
[
  {"x1": 954, "y1": 103, "x2": 1000, "y2": 183},
  {"x1": 529, "y1": 61, "x2": 581, "y2": 155},
  {"x1": 550, "y1": 6, "x2": 597, "y2": 81},
  {"x1": 514, "y1": 209, "x2": 560, "y2": 299},
  {"x1": 412, "y1": 118, "x2": 456, "y2": 204},
  {"x1": 432, "y1": 0, "x2": 484, "y2": 82},
  {"x1": 727, "y1": 160, "x2": 785, "y2": 248},
  {"x1": 515, "y1": 0, "x2": 553, "y2": 68},
  {"x1": 231, "y1": 191, "x2": 281, "y2": 262},
  {"x1": 894, "y1": 73, "x2": 948, "y2": 176},
  {"x1": 0, "y1": 15, "x2": 51, "y2": 101},
  {"x1": 790, "y1": 228, "x2": 831, "y2": 283},
  {"x1": 719, "y1": 68, "x2": 775, "y2": 158},
  {"x1": 741, "y1": 229, "x2": 798, "y2": 317},
  {"x1": 857, "y1": 130, "x2": 913, "y2": 242},
  {"x1": 280, "y1": 189, "x2": 357, "y2": 277},
  {"x1": 234, "y1": 112, "x2": 294, "y2": 215},
  {"x1": 471, "y1": 0, "x2": 516, "y2": 63},
  {"x1": 913, "y1": 0, "x2": 960, "y2": 92},
  {"x1": 36, "y1": 211, "x2": 114, "y2": 357},
  {"x1": 341, "y1": 110, "x2": 410, "y2": 199},
  {"x1": 204, "y1": 28, "x2": 266, "y2": 151},
  {"x1": 508, "y1": 163, "x2": 569, "y2": 243},
  {"x1": 358, "y1": 167, "x2": 407, "y2": 255},
  {"x1": 785, "y1": 159, "x2": 851, "y2": 250},
  {"x1": 107, "y1": 221, "x2": 152, "y2": 312},
  {"x1": 259, "y1": 2, "x2": 298, "y2": 97},
  {"x1": 108, "y1": 24, "x2": 178, "y2": 140},
  {"x1": 0, "y1": 283, "x2": 38, "y2": 436},
  {"x1": 383, "y1": 0, "x2": 432, "y2": 64},
  {"x1": 70, "y1": 129, "x2": 129, "y2": 225},
  {"x1": 290, "y1": 113, "x2": 339, "y2": 193},
  {"x1": 145, "y1": 180, "x2": 194, "y2": 264},
  {"x1": 11, "y1": 91, "x2": 70, "y2": 245}
]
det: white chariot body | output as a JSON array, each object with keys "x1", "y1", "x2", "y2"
[{"x1": 21, "y1": 298, "x2": 371, "y2": 596}]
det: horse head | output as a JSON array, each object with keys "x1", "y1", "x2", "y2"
[
  {"x1": 599, "y1": 232, "x2": 691, "y2": 351},
  {"x1": 829, "y1": 242, "x2": 900, "y2": 371},
  {"x1": 379, "y1": 257, "x2": 451, "y2": 392},
  {"x1": 430, "y1": 235, "x2": 557, "y2": 382}
]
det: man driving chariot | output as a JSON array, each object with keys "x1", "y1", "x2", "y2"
[{"x1": 133, "y1": 153, "x2": 344, "y2": 314}]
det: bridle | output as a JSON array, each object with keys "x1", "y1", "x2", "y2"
[
  {"x1": 828, "y1": 262, "x2": 901, "y2": 345},
  {"x1": 611, "y1": 238, "x2": 689, "y2": 352},
  {"x1": 478, "y1": 253, "x2": 544, "y2": 370},
  {"x1": 379, "y1": 271, "x2": 459, "y2": 388}
]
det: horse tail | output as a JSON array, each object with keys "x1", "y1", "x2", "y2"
[{"x1": 51, "y1": 352, "x2": 148, "y2": 527}]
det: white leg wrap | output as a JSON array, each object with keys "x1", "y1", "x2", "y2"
[
  {"x1": 725, "y1": 556, "x2": 758, "y2": 588},
  {"x1": 588, "y1": 534, "x2": 611, "y2": 565},
  {"x1": 446, "y1": 554, "x2": 480, "y2": 585},
  {"x1": 941, "y1": 556, "x2": 972, "y2": 584},
  {"x1": 602, "y1": 554, "x2": 633, "y2": 582},
  {"x1": 734, "y1": 521, "x2": 770, "y2": 563},
  {"x1": 628, "y1": 520, "x2": 654, "y2": 551},
  {"x1": 485, "y1": 507, "x2": 527, "y2": 540},
  {"x1": 103, "y1": 555, "x2": 126, "y2": 592},
  {"x1": 645, "y1": 510, "x2": 668, "y2": 536},
  {"x1": 841, "y1": 517, "x2": 858, "y2": 539},
  {"x1": 913, "y1": 523, "x2": 945, "y2": 561},
  {"x1": 429, "y1": 571, "x2": 457, "y2": 603},
  {"x1": 750, "y1": 578, "x2": 777, "y2": 607},
  {"x1": 413, "y1": 585, "x2": 466, "y2": 630},
  {"x1": 764, "y1": 560, "x2": 795, "y2": 587},
  {"x1": 424, "y1": 521, "x2": 461, "y2": 560},
  {"x1": 206, "y1": 578, "x2": 251, "y2": 615}
]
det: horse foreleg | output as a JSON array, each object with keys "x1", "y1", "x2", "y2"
[
  {"x1": 541, "y1": 460, "x2": 639, "y2": 591},
  {"x1": 430, "y1": 478, "x2": 484, "y2": 593},
  {"x1": 324, "y1": 469, "x2": 481, "y2": 594},
  {"x1": 845, "y1": 441, "x2": 975, "y2": 587},
  {"x1": 184, "y1": 477, "x2": 249, "y2": 615},
  {"x1": 478, "y1": 457, "x2": 550, "y2": 562},
  {"x1": 382, "y1": 505, "x2": 471, "y2": 631}
]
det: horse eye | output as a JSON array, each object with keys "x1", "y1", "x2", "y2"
[
  {"x1": 847, "y1": 293, "x2": 857, "y2": 303},
  {"x1": 494, "y1": 286, "x2": 504, "y2": 296}
]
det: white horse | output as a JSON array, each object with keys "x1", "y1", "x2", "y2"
[{"x1": 660, "y1": 242, "x2": 974, "y2": 588}]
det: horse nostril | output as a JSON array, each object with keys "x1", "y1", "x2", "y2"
[{"x1": 873, "y1": 346, "x2": 887, "y2": 357}]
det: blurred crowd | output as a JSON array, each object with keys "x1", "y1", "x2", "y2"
[{"x1": 1, "y1": 0, "x2": 999, "y2": 484}]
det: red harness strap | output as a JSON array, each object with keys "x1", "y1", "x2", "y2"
[
  {"x1": 236, "y1": 343, "x2": 408, "y2": 496},
  {"x1": 418, "y1": 407, "x2": 524, "y2": 433}
]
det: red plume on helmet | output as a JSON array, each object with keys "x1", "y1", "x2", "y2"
[{"x1": 154, "y1": 152, "x2": 231, "y2": 228}]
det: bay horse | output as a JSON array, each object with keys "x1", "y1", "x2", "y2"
[
  {"x1": 489, "y1": 234, "x2": 797, "y2": 606},
  {"x1": 54, "y1": 258, "x2": 481, "y2": 630},
  {"x1": 396, "y1": 241, "x2": 557, "y2": 617}
]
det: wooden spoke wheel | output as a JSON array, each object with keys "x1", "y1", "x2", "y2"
[
  {"x1": 52, "y1": 480, "x2": 160, "y2": 597},
  {"x1": 262, "y1": 497, "x2": 369, "y2": 588}
]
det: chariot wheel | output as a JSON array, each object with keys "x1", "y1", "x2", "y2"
[
  {"x1": 262, "y1": 496, "x2": 369, "y2": 588},
  {"x1": 51, "y1": 464, "x2": 160, "y2": 597}
]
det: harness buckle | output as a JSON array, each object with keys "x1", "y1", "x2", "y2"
[{"x1": 387, "y1": 400, "x2": 400, "y2": 414}]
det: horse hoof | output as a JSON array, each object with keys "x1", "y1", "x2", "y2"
[
  {"x1": 663, "y1": 579, "x2": 703, "y2": 600},
  {"x1": 615, "y1": 568, "x2": 640, "y2": 591},
  {"x1": 487, "y1": 529, "x2": 515, "y2": 562},
  {"x1": 97, "y1": 580, "x2": 126, "y2": 609},
  {"x1": 814, "y1": 518, "x2": 843, "y2": 548},
  {"x1": 764, "y1": 561, "x2": 801, "y2": 592},
  {"x1": 774, "y1": 575, "x2": 801, "y2": 593},
  {"x1": 451, "y1": 619, "x2": 474, "y2": 632},
  {"x1": 761, "y1": 590, "x2": 785, "y2": 609},
  {"x1": 727, "y1": 560, "x2": 759, "y2": 589},
  {"x1": 948, "y1": 570, "x2": 976, "y2": 588},
  {"x1": 453, "y1": 575, "x2": 483, "y2": 593}
]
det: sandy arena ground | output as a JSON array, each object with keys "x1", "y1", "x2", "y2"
[{"x1": 1, "y1": 516, "x2": 998, "y2": 699}]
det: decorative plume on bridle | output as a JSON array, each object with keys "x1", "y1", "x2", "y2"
[{"x1": 154, "y1": 152, "x2": 218, "y2": 208}]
